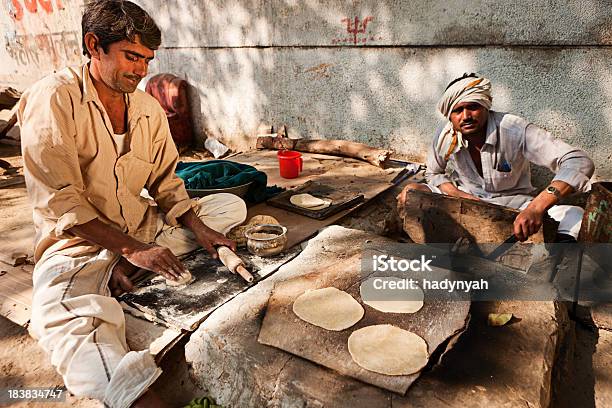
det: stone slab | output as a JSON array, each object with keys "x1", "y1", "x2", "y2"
[
  {"x1": 186, "y1": 226, "x2": 570, "y2": 407},
  {"x1": 120, "y1": 246, "x2": 301, "y2": 331},
  {"x1": 258, "y1": 254, "x2": 470, "y2": 394}
]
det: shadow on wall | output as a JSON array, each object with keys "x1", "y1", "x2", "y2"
[{"x1": 139, "y1": 1, "x2": 611, "y2": 182}]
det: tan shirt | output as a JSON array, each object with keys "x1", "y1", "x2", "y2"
[{"x1": 18, "y1": 64, "x2": 195, "y2": 260}]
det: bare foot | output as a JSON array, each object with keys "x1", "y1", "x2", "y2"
[
  {"x1": 109, "y1": 257, "x2": 138, "y2": 297},
  {"x1": 132, "y1": 389, "x2": 168, "y2": 408}
]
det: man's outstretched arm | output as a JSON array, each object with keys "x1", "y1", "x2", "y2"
[
  {"x1": 513, "y1": 180, "x2": 574, "y2": 241},
  {"x1": 68, "y1": 219, "x2": 186, "y2": 281},
  {"x1": 514, "y1": 123, "x2": 595, "y2": 241},
  {"x1": 177, "y1": 209, "x2": 236, "y2": 259}
]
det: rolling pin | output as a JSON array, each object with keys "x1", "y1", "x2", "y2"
[{"x1": 217, "y1": 246, "x2": 254, "y2": 283}]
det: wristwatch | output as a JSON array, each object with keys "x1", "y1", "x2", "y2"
[{"x1": 545, "y1": 185, "x2": 561, "y2": 198}]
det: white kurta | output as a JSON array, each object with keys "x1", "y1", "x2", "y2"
[{"x1": 29, "y1": 194, "x2": 247, "y2": 408}]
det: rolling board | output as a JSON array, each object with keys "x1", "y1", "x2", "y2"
[
  {"x1": 266, "y1": 180, "x2": 365, "y2": 219},
  {"x1": 257, "y1": 253, "x2": 470, "y2": 394},
  {"x1": 119, "y1": 246, "x2": 301, "y2": 331}
]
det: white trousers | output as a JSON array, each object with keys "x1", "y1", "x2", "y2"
[
  {"x1": 29, "y1": 194, "x2": 247, "y2": 408},
  {"x1": 426, "y1": 185, "x2": 584, "y2": 238}
]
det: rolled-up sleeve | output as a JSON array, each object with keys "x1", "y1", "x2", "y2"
[
  {"x1": 19, "y1": 85, "x2": 98, "y2": 239},
  {"x1": 146, "y1": 107, "x2": 196, "y2": 226},
  {"x1": 425, "y1": 131, "x2": 454, "y2": 187},
  {"x1": 522, "y1": 124, "x2": 594, "y2": 192}
]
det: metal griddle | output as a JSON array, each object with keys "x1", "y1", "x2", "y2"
[{"x1": 266, "y1": 180, "x2": 364, "y2": 219}]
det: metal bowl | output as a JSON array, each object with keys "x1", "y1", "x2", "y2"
[
  {"x1": 186, "y1": 181, "x2": 252, "y2": 199},
  {"x1": 244, "y1": 224, "x2": 288, "y2": 257}
]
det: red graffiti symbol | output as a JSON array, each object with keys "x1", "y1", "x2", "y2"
[
  {"x1": 39, "y1": 0, "x2": 53, "y2": 13},
  {"x1": 23, "y1": 0, "x2": 37, "y2": 13},
  {"x1": 10, "y1": 0, "x2": 24, "y2": 20},
  {"x1": 341, "y1": 16, "x2": 374, "y2": 45},
  {"x1": 8, "y1": 0, "x2": 65, "y2": 20}
]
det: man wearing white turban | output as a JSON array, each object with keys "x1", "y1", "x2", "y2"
[{"x1": 397, "y1": 73, "x2": 595, "y2": 242}]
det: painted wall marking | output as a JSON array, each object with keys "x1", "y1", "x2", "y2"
[
  {"x1": 7, "y1": 0, "x2": 65, "y2": 21},
  {"x1": 332, "y1": 16, "x2": 382, "y2": 45},
  {"x1": 6, "y1": 31, "x2": 80, "y2": 68}
]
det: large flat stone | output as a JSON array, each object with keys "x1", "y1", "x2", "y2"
[{"x1": 185, "y1": 226, "x2": 570, "y2": 407}]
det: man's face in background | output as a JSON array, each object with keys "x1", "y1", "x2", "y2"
[{"x1": 449, "y1": 102, "x2": 489, "y2": 137}]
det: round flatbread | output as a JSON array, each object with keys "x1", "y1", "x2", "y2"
[
  {"x1": 166, "y1": 270, "x2": 193, "y2": 287},
  {"x1": 301, "y1": 200, "x2": 331, "y2": 211},
  {"x1": 348, "y1": 325, "x2": 428, "y2": 375},
  {"x1": 290, "y1": 193, "x2": 330, "y2": 209},
  {"x1": 293, "y1": 287, "x2": 364, "y2": 331},
  {"x1": 359, "y1": 280, "x2": 424, "y2": 314}
]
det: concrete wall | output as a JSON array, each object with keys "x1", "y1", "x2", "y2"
[
  {"x1": 1, "y1": 1, "x2": 611, "y2": 180},
  {"x1": 0, "y1": 0, "x2": 86, "y2": 86}
]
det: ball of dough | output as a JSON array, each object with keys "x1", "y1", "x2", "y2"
[{"x1": 166, "y1": 270, "x2": 193, "y2": 287}]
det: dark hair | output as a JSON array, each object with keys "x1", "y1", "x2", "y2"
[
  {"x1": 81, "y1": 0, "x2": 161, "y2": 57},
  {"x1": 445, "y1": 72, "x2": 479, "y2": 91}
]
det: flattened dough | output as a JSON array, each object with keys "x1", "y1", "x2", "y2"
[
  {"x1": 348, "y1": 325, "x2": 428, "y2": 375},
  {"x1": 166, "y1": 270, "x2": 193, "y2": 287},
  {"x1": 359, "y1": 281, "x2": 424, "y2": 314},
  {"x1": 293, "y1": 287, "x2": 364, "y2": 331},
  {"x1": 290, "y1": 193, "x2": 331, "y2": 209}
]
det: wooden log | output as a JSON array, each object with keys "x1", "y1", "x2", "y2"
[
  {"x1": 0, "y1": 105, "x2": 19, "y2": 140},
  {"x1": 399, "y1": 189, "x2": 557, "y2": 244},
  {"x1": 256, "y1": 136, "x2": 392, "y2": 168},
  {"x1": 0, "y1": 86, "x2": 20, "y2": 110},
  {"x1": 398, "y1": 190, "x2": 559, "y2": 272}
]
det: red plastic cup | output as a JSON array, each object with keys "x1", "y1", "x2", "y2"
[{"x1": 277, "y1": 150, "x2": 303, "y2": 179}]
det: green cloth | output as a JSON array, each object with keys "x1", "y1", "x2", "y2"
[{"x1": 176, "y1": 160, "x2": 283, "y2": 203}]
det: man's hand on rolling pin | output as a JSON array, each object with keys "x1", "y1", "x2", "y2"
[
  {"x1": 192, "y1": 224, "x2": 236, "y2": 259},
  {"x1": 123, "y1": 243, "x2": 188, "y2": 282}
]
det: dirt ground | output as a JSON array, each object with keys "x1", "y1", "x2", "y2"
[
  {"x1": 0, "y1": 314, "x2": 201, "y2": 407},
  {"x1": 0, "y1": 316, "x2": 103, "y2": 407}
]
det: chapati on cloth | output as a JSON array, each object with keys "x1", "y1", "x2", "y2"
[
  {"x1": 348, "y1": 324, "x2": 428, "y2": 375},
  {"x1": 290, "y1": 193, "x2": 331, "y2": 210},
  {"x1": 292, "y1": 287, "x2": 364, "y2": 331}
]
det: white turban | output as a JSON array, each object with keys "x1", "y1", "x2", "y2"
[
  {"x1": 437, "y1": 76, "x2": 492, "y2": 118},
  {"x1": 434, "y1": 76, "x2": 493, "y2": 161}
]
